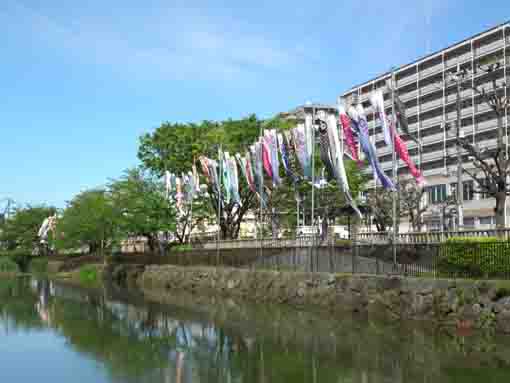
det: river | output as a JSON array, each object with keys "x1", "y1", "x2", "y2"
[{"x1": 1, "y1": 277, "x2": 510, "y2": 382}]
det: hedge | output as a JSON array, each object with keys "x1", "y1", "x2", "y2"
[{"x1": 438, "y1": 237, "x2": 510, "y2": 278}]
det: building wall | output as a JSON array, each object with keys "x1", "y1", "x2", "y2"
[{"x1": 342, "y1": 23, "x2": 510, "y2": 230}]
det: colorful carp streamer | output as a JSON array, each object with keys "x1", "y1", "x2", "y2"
[
  {"x1": 369, "y1": 90, "x2": 392, "y2": 148},
  {"x1": 221, "y1": 151, "x2": 231, "y2": 204},
  {"x1": 338, "y1": 104, "x2": 362, "y2": 165},
  {"x1": 165, "y1": 170, "x2": 172, "y2": 198},
  {"x1": 162, "y1": 96, "x2": 432, "y2": 218},
  {"x1": 261, "y1": 134, "x2": 273, "y2": 180},
  {"x1": 348, "y1": 104, "x2": 395, "y2": 191},
  {"x1": 389, "y1": 118, "x2": 426, "y2": 187},
  {"x1": 292, "y1": 124, "x2": 310, "y2": 179},
  {"x1": 325, "y1": 113, "x2": 362, "y2": 218},
  {"x1": 268, "y1": 129, "x2": 282, "y2": 186},
  {"x1": 225, "y1": 152, "x2": 241, "y2": 204},
  {"x1": 369, "y1": 90, "x2": 425, "y2": 187},
  {"x1": 317, "y1": 116, "x2": 336, "y2": 179}
]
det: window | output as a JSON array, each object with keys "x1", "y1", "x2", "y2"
[
  {"x1": 426, "y1": 184, "x2": 447, "y2": 204},
  {"x1": 450, "y1": 181, "x2": 475, "y2": 201},
  {"x1": 464, "y1": 217, "x2": 475, "y2": 227},
  {"x1": 450, "y1": 183, "x2": 457, "y2": 200},
  {"x1": 479, "y1": 179, "x2": 491, "y2": 199},
  {"x1": 479, "y1": 216, "x2": 494, "y2": 225},
  {"x1": 463, "y1": 180, "x2": 474, "y2": 201}
]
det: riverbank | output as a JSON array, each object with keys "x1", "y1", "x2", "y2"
[
  {"x1": 137, "y1": 265, "x2": 510, "y2": 334},
  {"x1": 5, "y1": 254, "x2": 510, "y2": 334}
]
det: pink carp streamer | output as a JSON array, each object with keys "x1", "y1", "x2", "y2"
[
  {"x1": 262, "y1": 135, "x2": 273, "y2": 180},
  {"x1": 389, "y1": 118, "x2": 426, "y2": 187},
  {"x1": 338, "y1": 104, "x2": 362, "y2": 166}
]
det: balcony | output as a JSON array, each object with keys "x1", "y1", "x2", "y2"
[
  {"x1": 476, "y1": 39, "x2": 505, "y2": 56},
  {"x1": 397, "y1": 72, "x2": 418, "y2": 87},
  {"x1": 420, "y1": 97, "x2": 443, "y2": 113},
  {"x1": 399, "y1": 89, "x2": 419, "y2": 102},
  {"x1": 420, "y1": 62, "x2": 444, "y2": 78},
  {"x1": 476, "y1": 118, "x2": 498, "y2": 132}
]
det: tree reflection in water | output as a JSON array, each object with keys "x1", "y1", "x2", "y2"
[{"x1": 1, "y1": 277, "x2": 510, "y2": 383}]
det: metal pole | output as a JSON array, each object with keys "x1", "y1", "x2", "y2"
[
  {"x1": 310, "y1": 107, "x2": 316, "y2": 270},
  {"x1": 296, "y1": 197, "x2": 300, "y2": 228},
  {"x1": 216, "y1": 146, "x2": 222, "y2": 267},
  {"x1": 455, "y1": 63, "x2": 464, "y2": 230},
  {"x1": 259, "y1": 127, "x2": 264, "y2": 265},
  {"x1": 311, "y1": 106, "x2": 316, "y2": 235},
  {"x1": 503, "y1": 25, "x2": 508, "y2": 227},
  {"x1": 391, "y1": 72, "x2": 398, "y2": 267},
  {"x1": 189, "y1": 196, "x2": 193, "y2": 244}
]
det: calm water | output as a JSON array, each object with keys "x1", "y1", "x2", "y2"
[{"x1": 1, "y1": 278, "x2": 510, "y2": 383}]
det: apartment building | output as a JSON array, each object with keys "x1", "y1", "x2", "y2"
[{"x1": 341, "y1": 22, "x2": 510, "y2": 231}]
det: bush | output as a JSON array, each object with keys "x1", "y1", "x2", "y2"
[
  {"x1": 0, "y1": 257, "x2": 20, "y2": 273},
  {"x1": 335, "y1": 239, "x2": 352, "y2": 247},
  {"x1": 438, "y1": 237, "x2": 510, "y2": 278},
  {"x1": 0, "y1": 249, "x2": 32, "y2": 272},
  {"x1": 172, "y1": 244, "x2": 193, "y2": 252}
]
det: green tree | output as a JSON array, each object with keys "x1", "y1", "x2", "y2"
[
  {"x1": 57, "y1": 189, "x2": 120, "y2": 254},
  {"x1": 109, "y1": 168, "x2": 177, "y2": 251},
  {"x1": 267, "y1": 159, "x2": 369, "y2": 235},
  {"x1": 0, "y1": 205, "x2": 56, "y2": 251},
  {"x1": 138, "y1": 116, "x2": 263, "y2": 239}
]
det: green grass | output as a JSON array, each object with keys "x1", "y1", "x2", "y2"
[
  {"x1": 77, "y1": 265, "x2": 101, "y2": 286},
  {"x1": 0, "y1": 257, "x2": 20, "y2": 273},
  {"x1": 29, "y1": 258, "x2": 49, "y2": 274}
]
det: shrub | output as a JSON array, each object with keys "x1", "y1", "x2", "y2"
[
  {"x1": 335, "y1": 239, "x2": 352, "y2": 247},
  {"x1": 172, "y1": 244, "x2": 193, "y2": 252},
  {"x1": 438, "y1": 237, "x2": 510, "y2": 279},
  {"x1": 0, "y1": 257, "x2": 20, "y2": 273},
  {"x1": 0, "y1": 249, "x2": 32, "y2": 272}
]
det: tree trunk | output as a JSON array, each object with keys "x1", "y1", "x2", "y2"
[{"x1": 495, "y1": 191, "x2": 506, "y2": 234}]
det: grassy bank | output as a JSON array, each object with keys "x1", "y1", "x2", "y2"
[{"x1": 54, "y1": 264, "x2": 105, "y2": 288}]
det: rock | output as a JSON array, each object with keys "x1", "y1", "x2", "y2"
[{"x1": 496, "y1": 310, "x2": 510, "y2": 334}]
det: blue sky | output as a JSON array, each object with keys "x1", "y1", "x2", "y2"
[{"x1": 1, "y1": 0, "x2": 508, "y2": 209}]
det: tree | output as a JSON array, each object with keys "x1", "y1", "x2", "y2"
[
  {"x1": 138, "y1": 116, "x2": 263, "y2": 239},
  {"x1": 448, "y1": 57, "x2": 510, "y2": 232},
  {"x1": 57, "y1": 189, "x2": 120, "y2": 254},
  {"x1": 109, "y1": 168, "x2": 177, "y2": 252},
  {"x1": 0, "y1": 205, "x2": 56, "y2": 252},
  {"x1": 366, "y1": 187, "x2": 395, "y2": 232},
  {"x1": 399, "y1": 179, "x2": 427, "y2": 232}
]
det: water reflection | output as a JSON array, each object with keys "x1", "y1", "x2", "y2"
[{"x1": 1, "y1": 277, "x2": 510, "y2": 383}]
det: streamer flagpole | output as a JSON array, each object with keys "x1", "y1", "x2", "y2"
[
  {"x1": 217, "y1": 146, "x2": 222, "y2": 267},
  {"x1": 390, "y1": 71, "x2": 398, "y2": 268}
]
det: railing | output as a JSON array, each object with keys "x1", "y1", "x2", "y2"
[
  {"x1": 196, "y1": 235, "x2": 343, "y2": 250},
  {"x1": 355, "y1": 229, "x2": 510, "y2": 244},
  {"x1": 131, "y1": 240, "x2": 510, "y2": 280}
]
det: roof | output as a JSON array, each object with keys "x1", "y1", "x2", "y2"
[
  {"x1": 279, "y1": 103, "x2": 337, "y2": 121},
  {"x1": 342, "y1": 20, "x2": 510, "y2": 96}
]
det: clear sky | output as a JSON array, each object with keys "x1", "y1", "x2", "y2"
[{"x1": 1, "y1": 0, "x2": 508, "y2": 209}]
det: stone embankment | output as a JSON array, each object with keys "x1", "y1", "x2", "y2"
[{"x1": 136, "y1": 265, "x2": 510, "y2": 333}]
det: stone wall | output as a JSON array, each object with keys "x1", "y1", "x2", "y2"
[{"x1": 137, "y1": 265, "x2": 510, "y2": 333}]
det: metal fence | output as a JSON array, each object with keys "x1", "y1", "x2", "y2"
[{"x1": 149, "y1": 240, "x2": 510, "y2": 280}]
